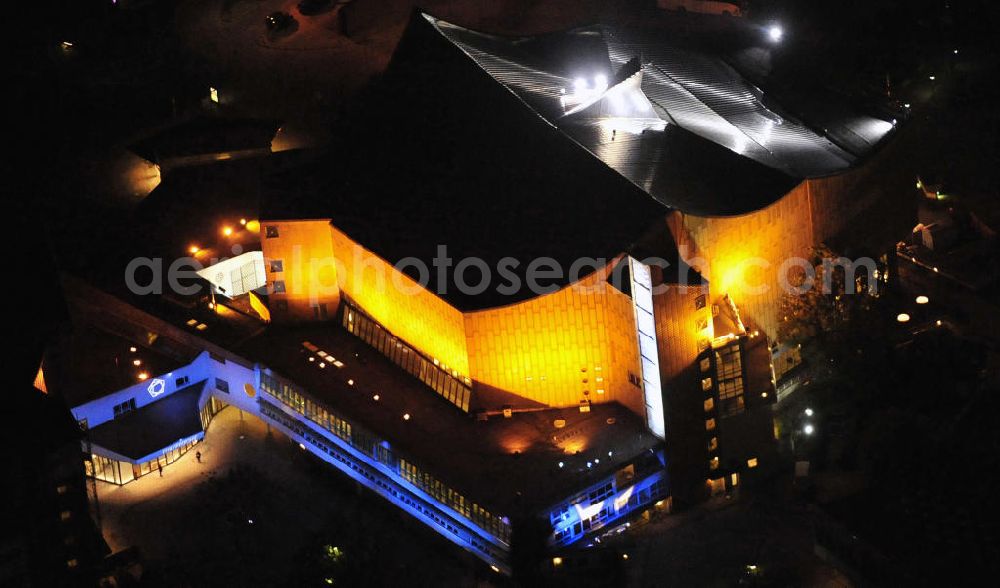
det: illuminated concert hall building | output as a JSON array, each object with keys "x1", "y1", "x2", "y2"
[{"x1": 39, "y1": 13, "x2": 906, "y2": 574}]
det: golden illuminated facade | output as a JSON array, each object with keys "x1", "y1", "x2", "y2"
[
  {"x1": 465, "y1": 262, "x2": 645, "y2": 415},
  {"x1": 261, "y1": 221, "x2": 651, "y2": 418},
  {"x1": 674, "y1": 143, "x2": 913, "y2": 341},
  {"x1": 260, "y1": 219, "x2": 340, "y2": 322}
]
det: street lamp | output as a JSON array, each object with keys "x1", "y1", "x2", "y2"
[
  {"x1": 804, "y1": 407, "x2": 814, "y2": 417},
  {"x1": 768, "y1": 25, "x2": 783, "y2": 43},
  {"x1": 803, "y1": 424, "x2": 815, "y2": 435}
]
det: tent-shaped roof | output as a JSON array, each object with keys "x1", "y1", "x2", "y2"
[{"x1": 425, "y1": 13, "x2": 897, "y2": 215}]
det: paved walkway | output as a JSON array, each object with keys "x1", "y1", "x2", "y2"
[{"x1": 96, "y1": 406, "x2": 294, "y2": 556}]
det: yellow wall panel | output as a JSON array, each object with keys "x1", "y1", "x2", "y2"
[
  {"x1": 464, "y1": 265, "x2": 645, "y2": 414},
  {"x1": 329, "y1": 225, "x2": 470, "y2": 379}
]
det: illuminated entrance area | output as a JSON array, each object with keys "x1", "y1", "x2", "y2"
[{"x1": 86, "y1": 438, "x2": 201, "y2": 486}]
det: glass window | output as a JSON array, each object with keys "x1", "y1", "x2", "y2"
[
  {"x1": 265, "y1": 225, "x2": 279, "y2": 238},
  {"x1": 270, "y1": 259, "x2": 284, "y2": 273}
]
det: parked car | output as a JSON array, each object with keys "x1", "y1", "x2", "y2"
[{"x1": 265, "y1": 11, "x2": 295, "y2": 32}]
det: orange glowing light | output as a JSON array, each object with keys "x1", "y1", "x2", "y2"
[
  {"x1": 222, "y1": 226, "x2": 234, "y2": 237},
  {"x1": 189, "y1": 245, "x2": 200, "y2": 255},
  {"x1": 138, "y1": 372, "x2": 149, "y2": 381}
]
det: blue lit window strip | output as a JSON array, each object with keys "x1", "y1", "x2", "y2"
[
  {"x1": 258, "y1": 373, "x2": 511, "y2": 545},
  {"x1": 341, "y1": 299, "x2": 472, "y2": 412},
  {"x1": 547, "y1": 467, "x2": 668, "y2": 547},
  {"x1": 257, "y1": 397, "x2": 511, "y2": 573}
]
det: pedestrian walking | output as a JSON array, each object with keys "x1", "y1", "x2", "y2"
[
  {"x1": 158, "y1": 462, "x2": 163, "y2": 477},
  {"x1": 196, "y1": 450, "x2": 202, "y2": 463}
]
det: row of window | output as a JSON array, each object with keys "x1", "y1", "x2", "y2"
[
  {"x1": 344, "y1": 304, "x2": 472, "y2": 412},
  {"x1": 86, "y1": 438, "x2": 199, "y2": 485},
  {"x1": 715, "y1": 342, "x2": 745, "y2": 418},
  {"x1": 113, "y1": 398, "x2": 136, "y2": 419},
  {"x1": 261, "y1": 373, "x2": 353, "y2": 442},
  {"x1": 400, "y1": 459, "x2": 509, "y2": 541},
  {"x1": 258, "y1": 399, "x2": 511, "y2": 555},
  {"x1": 258, "y1": 373, "x2": 509, "y2": 543},
  {"x1": 551, "y1": 476, "x2": 668, "y2": 546}
]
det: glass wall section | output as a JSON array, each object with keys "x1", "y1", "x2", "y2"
[
  {"x1": 548, "y1": 467, "x2": 668, "y2": 547},
  {"x1": 134, "y1": 439, "x2": 199, "y2": 480},
  {"x1": 343, "y1": 301, "x2": 472, "y2": 412},
  {"x1": 258, "y1": 374, "x2": 510, "y2": 544},
  {"x1": 715, "y1": 342, "x2": 746, "y2": 418},
  {"x1": 86, "y1": 453, "x2": 134, "y2": 485},
  {"x1": 85, "y1": 438, "x2": 200, "y2": 485},
  {"x1": 200, "y1": 396, "x2": 229, "y2": 430}
]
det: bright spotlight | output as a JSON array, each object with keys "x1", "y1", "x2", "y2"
[
  {"x1": 804, "y1": 408, "x2": 814, "y2": 417},
  {"x1": 803, "y1": 424, "x2": 815, "y2": 435},
  {"x1": 594, "y1": 74, "x2": 608, "y2": 91},
  {"x1": 574, "y1": 78, "x2": 587, "y2": 92},
  {"x1": 768, "y1": 25, "x2": 783, "y2": 42}
]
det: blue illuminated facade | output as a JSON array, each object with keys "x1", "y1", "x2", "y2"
[
  {"x1": 547, "y1": 451, "x2": 668, "y2": 547},
  {"x1": 70, "y1": 345, "x2": 668, "y2": 574}
]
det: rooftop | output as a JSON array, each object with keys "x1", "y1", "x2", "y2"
[
  {"x1": 423, "y1": 13, "x2": 898, "y2": 214},
  {"x1": 236, "y1": 322, "x2": 662, "y2": 515},
  {"x1": 44, "y1": 323, "x2": 191, "y2": 409},
  {"x1": 88, "y1": 380, "x2": 206, "y2": 461}
]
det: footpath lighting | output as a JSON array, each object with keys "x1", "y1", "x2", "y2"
[
  {"x1": 402, "y1": 413, "x2": 411, "y2": 421},
  {"x1": 138, "y1": 371, "x2": 149, "y2": 381},
  {"x1": 897, "y1": 313, "x2": 911, "y2": 323},
  {"x1": 768, "y1": 25, "x2": 783, "y2": 43},
  {"x1": 916, "y1": 295, "x2": 929, "y2": 304}
]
